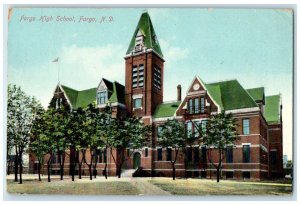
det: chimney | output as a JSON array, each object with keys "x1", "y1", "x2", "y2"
[{"x1": 177, "y1": 84, "x2": 182, "y2": 101}]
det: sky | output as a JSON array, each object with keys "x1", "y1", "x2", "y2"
[{"x1": 7, "y1": 8, "x2": 293, "y2": 159}]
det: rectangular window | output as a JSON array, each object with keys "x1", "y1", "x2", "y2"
[
  {"x1": 201, "y1": 120, "x2": 207, "y2": 133},
  {"x1": 270, "y1": 150, "x2": 277, "y2": 165},
  {"x1": 243, "y1": 119, "x2": 250, "y2": 135},
  {"x1": 98, "y1": 149, "x2": 102, "y2": 163},
  {"x1": 97, "y1": 91, "x2": 107, "y2": 104},
  {"x1": 194, "y1": 98, "x2": 199, "y2": 114},
  {"x1": 133, "y1": 98, "x2": 142, "y2": 108},
  {"x1": 138, "y1": 64, "x2": 144, "y2": 87},
  {"x1": 167, "y1": 148, "x2": 172, "y2": 161},
  {"x1": 188, "y1": 99, "x2": 193, "y2": 114},
  {"x1": 201, "y1": 146, "x2": 207, "y2": 163},
  {"x1": 153, "y1": 66, "x2": 161, "y2": 89},
  {"x1": 243, "y1": 145, "x2": 250, "y2": 163},
  {"x1": 157, "y1": 148, "x2": 162, "y2": 161},
  {"x1": 187, "y1": 121, "x2": 193, "y2": 138},
  {"x1": 226, "y1": 171, "x2": 234, "y2": 179},
  {"x1": 194, "y1": 121, "x2": 200, "y2": 138},
  {"x1": 145, "y1": 148, "x2": 148, "y2": 157},
  {"x1": 226, "y1": 146, "x2": 233, "y2": 163},
  {"x1": 194, "y1": 147, "x2": 199, "y2": 164},
  {"x1": 186, "y1": 147, "x2": 192, "y2": 163},
  {"x1": 243, "y1": 172, "x2": 250, "y2": 179},
  {"x1": 132, "y1": 66, "x2": 138, "y2": 88},
  {"x1": 200, "y1": 97, "x2": 205, "y2": 113},
  {"x1": 157, "y1": 126, "x2": 163, "y2": 138}
]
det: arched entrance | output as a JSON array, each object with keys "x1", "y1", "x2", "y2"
[{"x1": 133, "y1": 152, "x2": 141, "y2": 169}]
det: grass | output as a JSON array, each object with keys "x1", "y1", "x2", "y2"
[
  {"x1": 7, "y1": 178, "x2": 140, "y2": 195},
  {"x1": 149, "y1": 178, "x2": 293, "y2": 195}
]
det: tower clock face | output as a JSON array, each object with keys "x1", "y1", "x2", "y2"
[{"x1": 193, "y1": 83, "x2": 200, "y2": 91}]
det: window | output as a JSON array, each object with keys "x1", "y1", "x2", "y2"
[
  {"x1": 167, "y1": 148, "x2": 172, "y2": 161},
  {"x1": 194, "y1": 98, "x2": 199, "y2": 114},
  {"x1": 270, "y1": 150, "x2": 278, "y2": 165},
  {"x1": 134, "y1": 98, "x2": 142, "y2": 108},
  {"x1": 138, "y1": 65, "x2": 144, "y2": 87},
  {"x1": 98, "y1": 149, "x2": 103, "y2": 163},
  {"x1": 243, "y1": 145, "x2": 250, "y2": 163},
  {"x1": 186, "y1": 147, "x2": 192, "y2": 163},
  {"x1": 243, "y1": 119, "x2": 250, "y2": 135},
  {"x1": 226, "y1": 146, "x2": 233, "y2": 163},
  {"x1": 188, "y1": 99, "x2": 193, "y2": 114},
  {"x1": 194, "y1": 147, "x2": 199, "y2": 164},
  {"x1": 243, "y1": 172, "x2": 250, "y2": 179},
  {"x1": 145, "y1": 148, "x2": 148, "y2": 157},
  {"x1": 132, "y1": 66, "x2": 138, "y2": 88},
  {"x1": 200, "y1": 97, "x2": 205, "y2": 113},
  {"x1": 157, "y1": 126, "x2": 163, "y2": 138},
  {"x1": 97, "y1": 91, "x2": 107, "y2": 104},
  {"x1": 157, "y1": 148, "x2": 162, "y2": 161},
  {"x1": 201, "y1": 120, "x2": 207, "y2": 133},
  {"x1": 187, "y1": 121, "x2": 193, "y2": 138},
  {"x1": 194, "y1": 121, "x2": 200, "y2": 138},
  {"x1": 201, "y1": 146, "x2": 207, "y2": 163},
  {"x1": 226, "y1": 172, "x2": 234, "y2": 179},
  {"x1": 153, "y1": 66, "x2": 161, "y2": 89}
]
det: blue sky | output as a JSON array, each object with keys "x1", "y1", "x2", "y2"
[{"x1": 7, "y1": 8, "x2": 293, "y2": 158}]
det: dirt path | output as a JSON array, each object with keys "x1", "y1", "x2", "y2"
[{"x1": 128, "y1": 178, "x2": 171, "y2": 195}]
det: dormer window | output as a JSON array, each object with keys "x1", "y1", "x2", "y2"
[
  {"x1": 97, "y1": 91, "x2": 107, "y2": 105},
  {"x1": 135, "y1": 30, "x2": 144, "y2": 52}
]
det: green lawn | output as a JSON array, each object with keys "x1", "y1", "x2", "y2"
[
  {"x1": 6, "y1": 177, "x2": 293, "y2": 196},
  {"x1": 7, "y1": 179, "x2": 140, "y2": 195},
  {"x1": 149, "y1": 178, "x2": 293, "y2": 195}
]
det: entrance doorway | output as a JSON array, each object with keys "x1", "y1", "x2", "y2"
[{"x1": 133, "y1": 152, "x2": 141, "y2": 169}]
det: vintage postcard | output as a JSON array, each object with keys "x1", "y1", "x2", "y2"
[{"x1": 5, "y1": 7, "x2": 294, "y2": 198}]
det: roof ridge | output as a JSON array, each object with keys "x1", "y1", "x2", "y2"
[
  {"x1": 206, "y1": 78, "x2": 238, "y2": 85},
  {"x1": 246, "y1": 86, "x2": 264, "y2": 90},
  {"x1": 61, "y1": 84, "x2": 78, "y2": 92}
]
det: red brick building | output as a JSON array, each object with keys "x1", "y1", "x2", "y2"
[{"x1": 29, "y1": 11, "x2": 283, "y2": 180}]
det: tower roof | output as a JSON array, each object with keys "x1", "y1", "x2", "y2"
[{"x1": 126, "y1": 12, "x2": 163, "y2": 57}]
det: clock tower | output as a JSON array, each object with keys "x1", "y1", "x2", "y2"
[{"x1": 124, "y1": 12, "x2": 164, "y2": 119}]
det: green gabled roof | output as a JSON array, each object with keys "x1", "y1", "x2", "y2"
[
  {"x1": 264, "y1": 95, "x2": 281, "y2": 124},
  {"x1": 61, "y1": 85, "x2": 79, "y2": 108},
  {"x1": 126, "y1": 12, "x2": 163, "y2": 57},
  {"x1": 108, "y1": 81, "x2": 125, "y2": 104},
  {"x1": 246, "y1": 87, "x2": 265, "y2": 102},
  {"x1": 153, "y1": 101, "x2": 181, "y2": 118},
  {"x1": 61, "y1": 85, "x2": 97, "y2": 109},
  {"x1": 76, "y1": 88, "x2": 97, "y2": 109},
  {"x1": 204, "y1": 80, "x2": 258, "y2": 111}
]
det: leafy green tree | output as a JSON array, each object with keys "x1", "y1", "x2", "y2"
[
  {"x1": 157, "y1": 119, "x2": 186, "y2": 180},
  {"x1": 50, "y1": 106, "x2": 70, "y2": 180},
  {"x1": 7, "y1": 84, "x2": 42, "y2": 184},
  {"x1": 201, "y1": 111, "x2": 238, "y2": 182},
  {"x1": 30, "y1": 107, "x2": 49, "y2": 181},
  {"x1": 108, "y1": 116, "x2": 150, "y2": 178}
]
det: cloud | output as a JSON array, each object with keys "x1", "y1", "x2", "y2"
[
  {"x1": 159, "y1": 38, "x2": 189, "y2": 64},
  {"x1": 59, "y1": 44, "x2": 126, "y2": 89}
]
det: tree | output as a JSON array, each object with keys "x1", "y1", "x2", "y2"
[
  {"x1": 108, "y1": 116, "x2": 150, "y2": 178},
  {"x1": 50, "y1": 106, "x2": 70, "y2": 180},
  {"x1": 201, "y1": 111, "x2": 238, "y2": 182},
  {"x1": 30, "y1": 107, "x2": 48, "y2": 181},
  {"x1": 7, "y1": 84, "x2": 42, "y2": 184},
  {"x1": 157, "y1": 119, "x2": 186, "y2": 180}
]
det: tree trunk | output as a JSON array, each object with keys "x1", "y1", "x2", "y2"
[
  {"x1": 14, "y1": 148, "x2": 18, "y2": 182},
  {"x1": 93, "y1": 162, "x2": 97, "y2": 178},
  {"x1": 18, "y1": 149, "x2": 23, "y2": 184},
  {"x1": 104, "y1": 161, "x2": 107, "y2": 179},
  {"x1": 38, "y1": 162, "x2": 41, "y2": 181},
  {"x1": 78, "y1": 164, "x2": 82, "y2": 179},
  {"x1": 88, "y1": 165, "x2": 92, "y2": 180},
  {"x1": 47, "y1": 162, "x2": 51, "y2": 182},
  {"x1": 172, "y1": 163, "x2": 176, "y2": 180},
  {"x1": 72, "y1": 163, "x2": 75, "y2": 181},
  {"x1": 216, "y1": 166, "x2": 220, "y2": 183}
]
